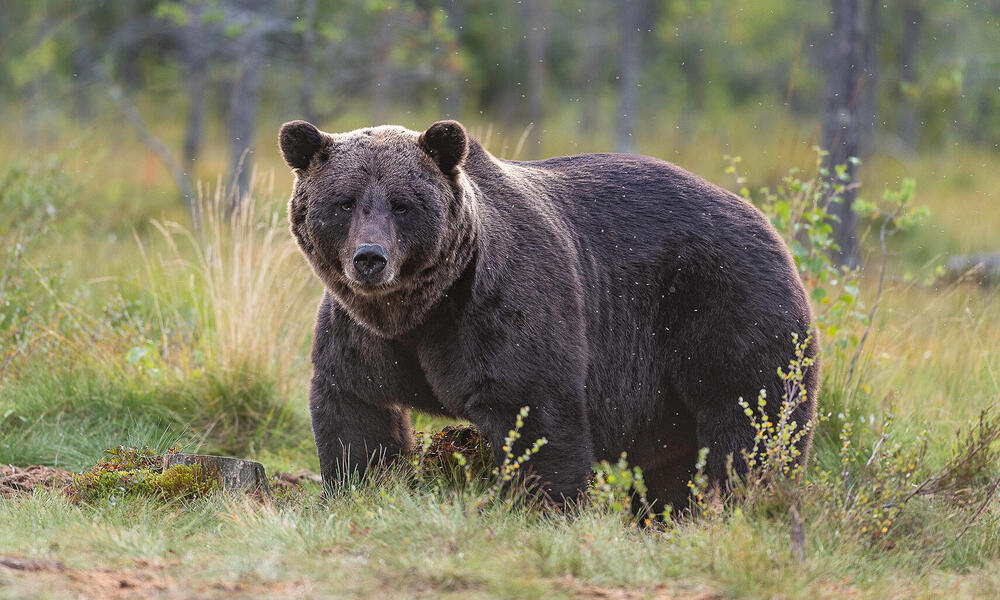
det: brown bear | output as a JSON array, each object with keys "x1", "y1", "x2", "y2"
[{"x1": 279, "y1": 119, "x2": 819, "y2": 511}]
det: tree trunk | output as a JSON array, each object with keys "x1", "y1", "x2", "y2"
[
  {"x1": 442, "y1": 0, "x2": 464, "y2": 118},
  {"x1": 616, "y1": 0, "x2": 640, "y2": 153},
  {"x1": 896, "y1": 1, "x2": 923, "y2": 150},
  {"x1": 522, "y1": 0, "x2": 548, "y2": 158},
  {"x1": 676, "y1": 42, "x2": 705, "y2": 140},
  {"x1": 370, "y1": 11, "x2": 396, "y2": 124},
  {"x1": 180, "y1": 5, "x2": 210, "y2": 166},
  {"x1": 227, "y1": 30, "x2": 263, "y2": 208},
  {"x1": 577, "y1": 0, "x2": 607, "y2": 139},
  {"x1": 162, "y1": 454, "x2": 271, "y2": 496},
  {"x1": 299, "y1": 0, "x2": 318, "y2": 123},
  {"x1": 860, "y1": 0, "x2": 880, "y2": 157},
  {"x1": 183, "y1": 52, "x2": 207, "y2": 165},
  {"x1": 71, "y1": 44, "x2": 94, "y2": 121},
  {"x1": 821, "y1": 0, "x2": 866, "y2": 267}
]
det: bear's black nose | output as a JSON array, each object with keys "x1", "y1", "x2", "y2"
[{"x1": 353, "y1": 244, "x2": 388, "y2": 278}]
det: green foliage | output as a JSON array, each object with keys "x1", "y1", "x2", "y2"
[
  {"x1": 853, "y1": 176, "x2": 928, "y2": 232},
  {"x1": 738, "y1": 331, "x2": 821, "y2": 483},
  {"x1": 484, "y1": 406, "x2": 548, "y2": 505},
  {"x1": 727, "y1": 150, "x2": 864, "y2": 358},
  {"x1": 590, "y1": 452, "x2": 653, "y2": 522},
  {"x1": 154, "y1": 2, "x2": 190, "y2": 27},
  {"x1": 684, "y1": 332, "x2": 1000, "y2": 564},
  {"x1": 70, "y1": 445, "x2": 220, "y2": 504},
  {"x1": 727, "y1": 151, "x2": 929, "y2": 373},
  {"x1": 0, "y1": 157, "x2": 77, "y2": 380}
]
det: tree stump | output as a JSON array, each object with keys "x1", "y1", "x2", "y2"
[{"x1": 162, "y1": 454, "x2": 271, "y2": 497}]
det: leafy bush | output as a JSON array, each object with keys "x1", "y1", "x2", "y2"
[
  {"x1": 726, "y1": 150, "x2": 928, "y2": 368},
  {"x1": 591, "y1": 452, "x2": 651, "y2": 523}
]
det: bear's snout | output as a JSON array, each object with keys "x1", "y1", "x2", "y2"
[{"x1": 352, "y1": 244, "x2": 388, "y2": 278}]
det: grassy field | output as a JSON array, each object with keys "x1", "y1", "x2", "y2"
[{"x1": 1, "y1": 106, "x2": 998, "y2": 599}]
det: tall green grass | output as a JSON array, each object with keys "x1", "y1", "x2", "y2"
[{"x1": 1, "y1": 164, "x2": 317, "y2": 471}]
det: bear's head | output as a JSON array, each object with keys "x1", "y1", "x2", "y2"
[{"x1": 279, "y1": 119, "x2": 476, "y2": 336}]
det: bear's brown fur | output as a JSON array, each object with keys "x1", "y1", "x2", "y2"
[{"x1": 280, "y1": 119, "x2": 820, "y2": 510}]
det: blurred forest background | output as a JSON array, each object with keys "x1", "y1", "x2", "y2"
[{"x1": 3, "y1": 0, "x2": 999, "y2": 266}]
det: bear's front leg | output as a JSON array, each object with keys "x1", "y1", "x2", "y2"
[
  {"x1": 309, "y1": 372, "x2": 414, "y2": 487},
  {"x1": 463, "y1": 387, "x2": 593, "y2": 504}
]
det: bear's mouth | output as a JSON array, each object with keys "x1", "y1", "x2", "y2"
[{"x1": 343, "y1": 272, "x2": 399, "y2": 296}]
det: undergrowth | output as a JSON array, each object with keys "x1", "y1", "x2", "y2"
[
  {"x1": 1, "y1": 152, "x2": 999, "y2": 597},
  {"x1": 0, "y1": 161, "x2": 315, "y2": 471}
]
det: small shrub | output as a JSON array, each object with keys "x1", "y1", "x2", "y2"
[
  {"x1": 827, "y1": 407, "x2": 1000, "y2": 544},
  {"x1": 726, "y1": 150, "x2": 864, "y2": 358},
  {"x1": 484, "y1": 406, "x2": 548, "y2": 504},
  {"x1": 738, "y1": 331, "x2": 821, "y2": 485},
  {"x1": 591, "y1": 452, "x2": 654, "y2": 523}
]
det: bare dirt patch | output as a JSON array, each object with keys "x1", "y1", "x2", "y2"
[
  {"x1": 0, "y1": 555, "x2": 311, "y2": 599},
  {"x1": 0, "y1": 464, "x2": 73, "y2": 497},
  {"x1": 565, "y1": 578, "x2": 723, "y2": 600}
]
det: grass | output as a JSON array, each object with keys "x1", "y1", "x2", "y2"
[
  {"x1": 1, "y1": 162, "x2": 317, "y2": 473},
  {"x1": 1, "y1": 103, "x2": 999, "y2": 598},
  {"x1": 0, "y1": 471, "x2": 996, "y2": 599}
]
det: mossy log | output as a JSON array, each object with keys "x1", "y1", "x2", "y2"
[{"x1": 162, "y1": 454, "x2": 271, "y2": 497}]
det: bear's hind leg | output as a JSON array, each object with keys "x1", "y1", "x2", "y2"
[{"x1": 629, "y1": 406, "x2": 699, "y2": 516}]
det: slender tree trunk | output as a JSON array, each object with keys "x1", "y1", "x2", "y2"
[
  {"x1": 821, "y1": 0, "x2": 866, "y2": 267},
  {"x1": 180, "y1": 4, "x2": 209, "y2": 166},
  {"x1": 370, "y1": 11, "x2": 396, "y2": 124},
  {"x1": 442, "y1": 0, "x2": 464, "y2": 118},
  {"x1": 577, "y1": 0, "x2": 606, "y2": 138},
  {"x1": 616, "y1": 0, "x2": 640, "y2": 153},
  {"x1": 299, "y1": 0, "x2": 318, "y2": 123},
  {"x1": 227, "y1": 30, "x2": 263, "y2": 208},
  {"x1": 860, "y1": 0, "x2": 880, "y2": 157},
  {"x1": 71, "y1": 44, "x2": 94, "y2": 121},
  {"x1": 522, "y1": 0, "x2": 548, "y2": 158},
  {"x1": 897, "y1": 1, "x2": 923, "y2": 150},
  {"x1": 677, "y1": 44, "x2": 705, "y2": 139},
  {"x1": 183, "y1": 52, "x2": 207, "y2": 165}
]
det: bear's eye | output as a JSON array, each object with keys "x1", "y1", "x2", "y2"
[
  {"x1": 392, "y1": 203, "x2": 408, "y2": 215},
  {"x1": 338, "y1": 200, "x2": 355, "y2": 212}
]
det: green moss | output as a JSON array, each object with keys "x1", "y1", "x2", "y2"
[{"x1": 70, "y1": 446, "x2": 220, "y2": 503}]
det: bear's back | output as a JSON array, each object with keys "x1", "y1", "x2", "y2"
[{"x1": 465, "y1": 148, "x2": 789, "y2": 284}]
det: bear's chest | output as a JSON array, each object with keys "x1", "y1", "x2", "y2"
[{"x1": 402, "y1": 316, "x2": 489, "y2": 419}]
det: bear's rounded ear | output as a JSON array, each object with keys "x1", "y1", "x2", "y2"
[
  {"x1": 279, "y1": 120, "x2": 327, "y2": 170},
  {"x1": 418, "y1": 120, "x2": 469, "y2": 176}
]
